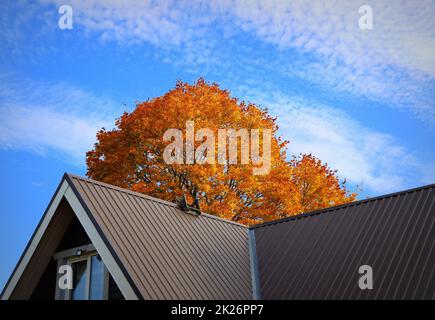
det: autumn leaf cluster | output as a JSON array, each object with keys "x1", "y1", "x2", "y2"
[{"x1": 87, "y1": 79, "x2": 356, "y2": 225}]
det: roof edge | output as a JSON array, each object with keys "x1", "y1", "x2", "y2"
[
  {"x1": 65, "y1": 174, "x2": 434, "y2": 230},
  {"x1": 250, "y1": 182, "x2": 435, "y2": 229},
  {"x1": 66, "y1": 173, "x2": 248, "y2": 229},
  {"x1": 1, "y1": 173, "x2": 143, "y2": 300},
  {"x1": 1, "y1": 173, "x2": 70, "y2": 299},
  {"x1": 64, "y1": 174, "x2": 144, "y2": 299}
]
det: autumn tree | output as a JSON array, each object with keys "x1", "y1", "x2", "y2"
[
  {"x1": 290, "y1": 154, "x2": 355, "y2": 213},
  {"x1": 86, "y1": 79, "x2": 355, "y2": 224}
]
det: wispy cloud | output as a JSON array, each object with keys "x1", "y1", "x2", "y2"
[
  {"x1": 35, "y1": 0, "x2": 435, "y2": 122},
  {"x1": 227, "y1": 0, "x2": 435, "y2": 77},
  {"x1": 1, "y1": 1, "x2": 434, "y2": 194},
  {"x1": 240, "y1": 88, "x2": 433, "y2": 194},
  {"x1": 0, "y1": 75, "x2": 122, "y2": 164}
]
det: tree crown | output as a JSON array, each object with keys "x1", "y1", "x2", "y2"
[{"x1": 87, "y1": 79, "x2": 356, "y2": 224}]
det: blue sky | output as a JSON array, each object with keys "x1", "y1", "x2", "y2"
[{"x1": 1, "y1": 0, "x2": 434, "y2": 291}]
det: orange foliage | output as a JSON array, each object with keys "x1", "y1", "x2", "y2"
[
  {"x1": 86, "y1": 79, "x2": 356, "y2": 225},
  {"x1": 290, "y1": 154, "x2": 356, "y2": 213}
]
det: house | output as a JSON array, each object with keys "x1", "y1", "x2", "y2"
[{"x1": 1, "y1": 173, "x2": 434, "y2": 300}]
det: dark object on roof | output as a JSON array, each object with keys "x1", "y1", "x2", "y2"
[
  {"x1": 1, "y1": 174, "x2": 434, "y2": 300},
  {"x1": 178, "y1": 194, "x2": 201, "y2": 216}
]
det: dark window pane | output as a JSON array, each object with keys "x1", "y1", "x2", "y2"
[
  {"x1": 71, "y1": 260, "x2": 87, "y2": 300},
  {"x1": 90, "y1": 255, "x2": 104, "y2": 300}
]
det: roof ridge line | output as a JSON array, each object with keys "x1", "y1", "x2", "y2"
[
  {"x1": 250, "y1": 182, "x2": 435, "y2": 229},
  {"x1": 66, "y1": 173, "x2": 248, "y2": 229},
  {"x1": 66, "y1": 173, "x2": 434, "y2": 230}
]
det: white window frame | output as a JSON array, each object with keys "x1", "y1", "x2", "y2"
[{"x1": 54, "y1": 244, "x2": 109, "y2": 300}]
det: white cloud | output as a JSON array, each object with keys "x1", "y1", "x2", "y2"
[
  {"x1": 0, "y1": 106, "x2": 106, "y2": 163},
  {"x1": 1, "y1": 1, "x2": 434, "y2": 193},
  {"x1": 241, "y1": 88, "x2": 432, "y2": 194},
  {"x1": 0, "y1": 76, "x2": 431, "y2": 195},
  {"x1": 35, "y1": 0, "x2": 435, "y2": 122},
  {"x1": 226, "y1": 0, "x2": 435, "y2": 121},
  {"x1": 0, "y1": 76, "x2": 121, "y2": 165},
  {"x1": 227, "y1": 1, "x2": 435, "y2": 76}
]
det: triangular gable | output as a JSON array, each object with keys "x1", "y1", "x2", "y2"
[{"x1": 1, "y1": 174, "x2": 140, "y2": 300}]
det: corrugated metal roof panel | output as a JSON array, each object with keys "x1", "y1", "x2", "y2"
[
  {"x1": 3, "y1": 172, "x2": 433, "y2": 300},
  {"x1": 254, "y1": 184, "x2": 435, "y2": 299},
  {"x1": 62, "y1": 176, "x2": 435, "y2": 300},
  {"x1": 67, "y1": 174, "x2": 252, "y2": 300}
]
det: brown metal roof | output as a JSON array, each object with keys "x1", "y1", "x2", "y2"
[
  {"x1": 2, "y1": 173, "x2": 433, "y2": 300},
  {"x1": 66, "y1": 174, "x2": 252, "y2": 300},
  {"x1": 253, "y1": 184, "x2": 435, "y2": 299}
]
